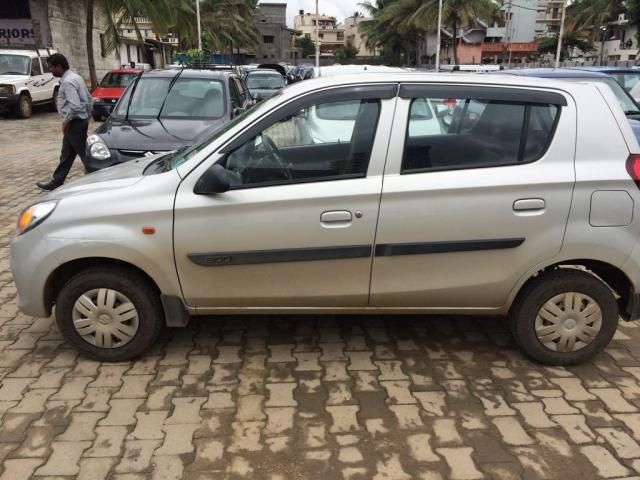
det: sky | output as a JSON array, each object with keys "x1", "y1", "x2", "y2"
[{"x1": 258, "y1": 0, "x2": 367, "y2": 28}]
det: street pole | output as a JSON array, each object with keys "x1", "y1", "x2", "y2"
[
  {"x1": 435, "y1": 0, "x2": 443, "y2": 71},
  {"x1": 196, "y1": 0, "x2": 202, "y2": 52},
  {"x1": 315, "y1": 0, "x2": 320, "y2": 72},
  {"x1": 554, "y1": 0, "x2": 566, "y2": 69}
]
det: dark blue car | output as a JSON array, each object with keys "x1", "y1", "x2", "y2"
[{"x1": 501, "y1": 68, "x2": 640, "y2": 142}]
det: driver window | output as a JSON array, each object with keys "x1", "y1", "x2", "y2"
[
  {"x1": 223, "y1": 98, "x2": 381, "y2": 188},
  {"x1": 31, "y1": 59, "x2": 42, "y2": 76}
]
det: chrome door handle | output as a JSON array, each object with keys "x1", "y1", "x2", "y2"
[
  {"x1": 320, "y1": 210, "x2": 352, "y2": 223},
  {"x1": 513, "y1": 198, "x2": 546, "y2": 211}
]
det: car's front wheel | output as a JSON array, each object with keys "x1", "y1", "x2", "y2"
[
  {"x1": 510, "y1": 269, "x2": 619, "y2": 365},
  {"x1": 15, "y1": 94, "x2": 32, "y2": 118},
  {"x1": 55, "y1": 266, "x2": 164, "y2": 361}
]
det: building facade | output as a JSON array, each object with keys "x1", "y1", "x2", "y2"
[
  {"x1": 253, "y1": 3, "x2": 301, "y2": 63},
  {"x1": 536, "y1": 0, "x2": 563, "y2": 38},
  {"x1": 294, "y1": 11, "x2": 344, "y2": 58},
  {"x1": 344, "y1": 15, "x2": 374, "y2": 57}
]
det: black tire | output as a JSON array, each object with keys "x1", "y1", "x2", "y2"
[
  {"x1": 92, "y1": 114, "x2": 103, "y2": 122},
  {"x1": 15, "y1": 94, "x2": 32, "y2": 118},
  {"x1": 55, "y1": 266, "x2": 164, "y2": 361},
  {"x1": 510, "y1": 269, "x2": 618, "y2": 365},
  {"x1": 50, "y1": 87, "x2": 59, "y2": 112}
]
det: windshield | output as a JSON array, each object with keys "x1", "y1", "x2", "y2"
[
  {"x1": 0, "y1": 54, "x2": 29, "y2": 75},
  {"x1": 560, "y1": 76, "x2": 640, "y2": 114},
  {"x1": 113, "y1": 77, "x2": 226, "y2": 119},
  {"x1": 168, "y1": 92, "x2": 283, "y2": 170},
  {"x1": 606, "y1": 72, "x2": 640, "y2": 100},
  {"x1": 246, "y1": 73, "x2": 285, "y2": 89},
  {"x1": 99, "y1": 72, "x2": 138, "y2": 88}
]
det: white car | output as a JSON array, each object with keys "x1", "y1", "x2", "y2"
[{"x1": 0, "y1": 48, "x2": 60, "y2": 118}]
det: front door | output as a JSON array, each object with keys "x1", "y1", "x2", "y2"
[
  {"x1": 370, "y1": 84, "x2": 576, "y2": 308},
  {"x1": 173, "y1": 85, "x2": 397, "y2": 308}
]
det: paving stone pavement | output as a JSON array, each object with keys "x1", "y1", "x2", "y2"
[{"x1": 3, "y1": 111, "x2": 640, "y2": 479}]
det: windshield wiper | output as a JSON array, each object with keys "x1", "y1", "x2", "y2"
[
  {"x1": 161, "y1": 146, "x2": 190, "y2": 171},
  {"x1": 625, "y1": 110, "x2": 640, "y2": 115},
  {"x1": 125, "y1": 71, "x2": 144, "y2": 121}
]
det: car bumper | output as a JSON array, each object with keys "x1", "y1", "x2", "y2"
[
  {"x1": 10, "y1": 228, "x2": 61, "y2": 318},
  {"x1": 0, "y1": 94, "x2": 21, "y2": 111},
  {"x1": 92, "y1": 102, "x2": 115, "y2": 117}
]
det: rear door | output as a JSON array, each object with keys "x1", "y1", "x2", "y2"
[{"x1": 370, "y1": 84, "x2": 576, "y2": 308}]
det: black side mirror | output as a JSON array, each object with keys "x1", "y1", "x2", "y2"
[{"x1": 194, "y1": 164, "x2": 230, "y2": 195}]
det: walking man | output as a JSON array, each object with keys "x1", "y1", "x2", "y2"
[{"x1": 37, "y1": 53, "x2": 92, "y2": 191}]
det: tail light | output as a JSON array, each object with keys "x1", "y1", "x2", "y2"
[{"x1": 626, "y1": 154, "x2": 640, "y2": 189}]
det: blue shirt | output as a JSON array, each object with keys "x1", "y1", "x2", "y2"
[{"x1": 57, "y1": 69, "x2": 91, "y2": 123}]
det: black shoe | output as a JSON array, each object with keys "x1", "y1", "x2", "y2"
[{"x1": 36, "y1": 179, "x2": 62, "y2": 191}]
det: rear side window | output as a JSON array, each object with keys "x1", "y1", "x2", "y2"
[{"x1": 402, "y1": 96, "x2": 560, "y2": 173}]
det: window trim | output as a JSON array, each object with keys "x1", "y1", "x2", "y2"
[
  {"x1": 399, "y1": 84, "x2": 568, "y2": 106},
  {"x1": 400, "y1": 97, "x2": 562, "y2": 175}
]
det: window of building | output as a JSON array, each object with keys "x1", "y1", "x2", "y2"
[
  {"x1": 305, "y1": 33, "x2": 311, "y2": 39},
  {"x1": 402, "y1": 96, "x2": 560, "y2": 173},
  {"x1": 337, "y1": 32, "x2": 344, "y2": 41},
  {"x1": 263, "y1": 35, "x2": 274, "y2": 44},
  {"x1": 319, "y1": 33, "x2": 324, "y2": 39}
]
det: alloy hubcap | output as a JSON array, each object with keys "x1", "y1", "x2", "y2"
[
  {"x1": 71, "y1": 288, "x2": 139, "y2": 348},
  {"x1": 535, "y1": 292, "x2": 602, "y2": 353}
]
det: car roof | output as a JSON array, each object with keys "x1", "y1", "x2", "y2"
[
  {"x1": 246, "y1": 70, "x2": 283, "y2": 76},
  {"x1": 139, "y1": 68, "x2": 235, "y2": 79},
  {"x1": 0, "y1": 49, "x2": 57, "y2": 58},
  {"x1": 575, "y1": 66, "x2": 639, "y2": 73},
  {"x1": 501, "y1": 68, "x2": 611, "y2": 78}
]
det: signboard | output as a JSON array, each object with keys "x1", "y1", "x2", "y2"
[{"x1": 0, "y1": 19, "x2": 35, "y2": 46}]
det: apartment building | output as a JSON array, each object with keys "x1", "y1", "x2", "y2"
[
  {"x1": 293, "y1": 10, "x2": 344, "y2": 57},
  {"x1": 344, "y1": 15, "x2": 375, "y2": 57}
]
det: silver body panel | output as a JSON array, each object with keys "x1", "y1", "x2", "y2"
[{"x1": 10, "y1": 73, "x2": 640, "y2": 318}]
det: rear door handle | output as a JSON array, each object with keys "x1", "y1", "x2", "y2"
[
  {"x1": 513, "y1": 198, "x2": 546, "y2": 211},
  {"x1": 321, "y1": 210, "x2": 352, "y2": 223}
]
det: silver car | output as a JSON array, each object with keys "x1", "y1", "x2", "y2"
[{"x1": 11, "y1": 73, "x2": 640, "y2": 365}]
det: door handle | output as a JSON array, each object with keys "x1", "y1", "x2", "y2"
[
  {"x1": 320, "y1": 210, "x2": 352, "y2": 223},
  {"x1": 513, "y1": 198, "x2": 546, "y2": 211}
]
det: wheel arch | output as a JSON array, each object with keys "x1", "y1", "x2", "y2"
[
  {"x1": 509, "y1": 259, "x2": 634, "y2": 320},
  {"x1": 44, "y1": 257, "x2": 161, "y2": 317}
]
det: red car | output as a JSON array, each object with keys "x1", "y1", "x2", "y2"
[{"x1": 91, "y1": 68, "x2": 143, "y2": 121}]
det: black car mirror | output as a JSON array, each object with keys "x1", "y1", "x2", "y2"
[{"x1": 194, "y1": 164, "x2": 230, "y2": 195}]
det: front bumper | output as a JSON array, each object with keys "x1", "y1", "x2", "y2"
[
  {"x1": 0, "y1": 94, "x2": 21, "y2": 112},
  {"x1": 92, "y1": 101, "x2": 116, "y2": 118}
]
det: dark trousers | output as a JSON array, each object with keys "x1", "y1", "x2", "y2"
[{"x1": 52, "y1": 118, "x2": 89, "y2": 185}]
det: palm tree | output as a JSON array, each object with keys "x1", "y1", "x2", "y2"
[
  {"x1": 199, "y1": 0, "x2": 260, "y2": 55},
  {"x1": 566, "y1": 0, "x2": 626, "y2": 40}
]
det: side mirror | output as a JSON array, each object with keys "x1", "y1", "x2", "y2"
[
  {"x1": 194, "y1": 164, "x2": 230, "y2": 195},
  {"x1": 232, "y1": 107, "x2": 246, "y2": 118}
]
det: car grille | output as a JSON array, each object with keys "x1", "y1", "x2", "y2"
[{"x1": 118, "y1": 150, "x2": 168, "y2": 161}]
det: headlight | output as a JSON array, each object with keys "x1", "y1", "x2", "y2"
[
  {"x1": 87, "y1": 134, "x2": 111, "y2": 160},
  {"x1": 0, "y1": 84, "x2": 15, "y2": 95},
  {"x1": 92, "y1": 96, "x2": 102, "y2": 103},
  {"x1": 16, "y1": 201, "x2": 58, "y2": 235}
]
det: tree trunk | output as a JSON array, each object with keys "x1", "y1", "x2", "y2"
[
  {"x1": 86, "y1": 0, "x2": 98, "y2": 90},
  {"x1": 452, "y1": 20, "x2": 458, "y2": 65}
]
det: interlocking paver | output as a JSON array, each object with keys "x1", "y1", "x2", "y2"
[{"x1": 5, "y1": 115, "x2": 640, "y2": 478}]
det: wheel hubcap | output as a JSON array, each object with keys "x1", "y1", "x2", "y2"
[
  {"x1": 535, "y1": 292, "x2": 602, "y2": 353},
  {"x1": 71, "y1": 288, "x2": 139, "y2": 349}
]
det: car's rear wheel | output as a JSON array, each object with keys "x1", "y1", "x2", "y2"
[
  {"x1": 92, "y1": 114, "x2": 103, "y2": 122},
  {"x1": 55, "y1": 266, "x2": 164, "y2": 361},
  {"x1": 510, "y1": 269, "x2": 618, "y2": 365}
]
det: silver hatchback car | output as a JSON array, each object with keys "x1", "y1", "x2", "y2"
[{"x1": 11, "y1": 73, "x2": 640, "y2": 365}]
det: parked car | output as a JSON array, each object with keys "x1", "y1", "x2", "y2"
[
  {"x1": 91, "y1": 67, "x2": 143, "y2": 121},
  {"x1": 11, "y1": 73, "x2": 640, "y2": 365},
  {"x1": 0, "y1": 48, "x2": 60, "y2": 118},
  {"x1": 245, "y1": 69, "x2": 286, "y2": 102},
  {"x1": 501, "y1": 68, "x2": 640, "y2": 141},
  {"x1": 85, "y1": 68, "x2": 252, "y2": 171},
  {"x1": 573, "y1": 66, "x2": 640, "y2": 104}
]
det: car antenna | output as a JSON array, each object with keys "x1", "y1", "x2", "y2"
[
  {"x1": 157, "y1": 68, "x2": 185, "y2": 120},
  {"x1": 125, "y1": 71, "x2": 144, "y2": 121}
]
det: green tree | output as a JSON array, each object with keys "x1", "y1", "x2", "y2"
[
  {"x1": 334, "y1": 42, "x2": 359, "y2": 63},
  {"x1": 296, "y1": 36, "x2": 316, "y2": 58},
  {"x1": 538, "y1": 32, "x2": 596, "y2": 61},
  {"x1": 566, "y1": 0, "x2": 625, "y2": 39}
]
